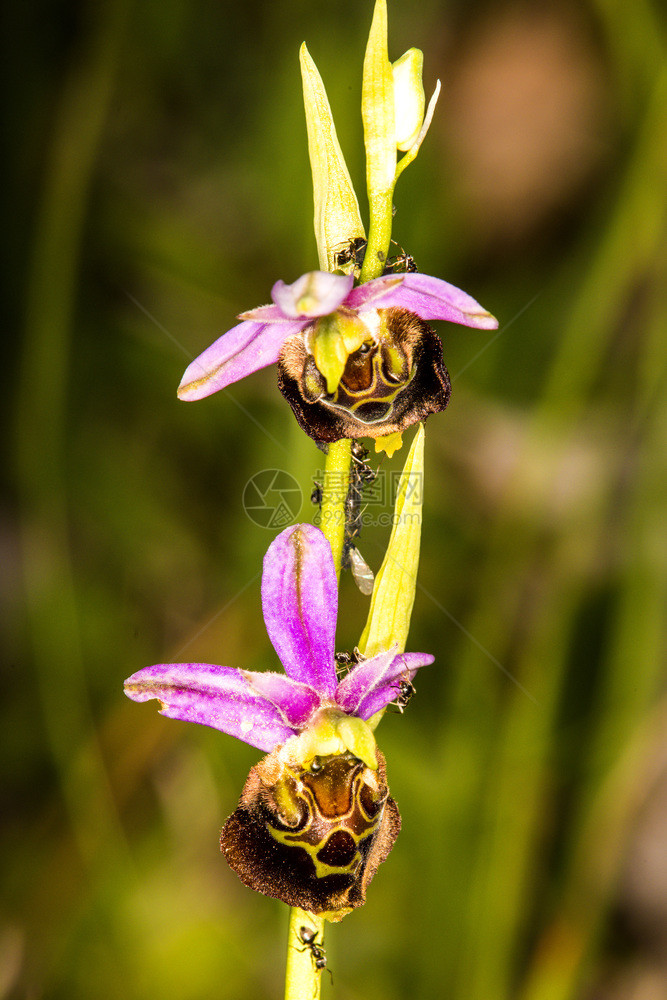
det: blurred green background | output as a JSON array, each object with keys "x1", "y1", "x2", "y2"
[{"x1": 3, "y1": 0, "x2": 666, "y2": 998}]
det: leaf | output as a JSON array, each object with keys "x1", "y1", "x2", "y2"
[
  {"x1": 300, "y1": 43, "x2": 365, "y2": 272},
  {"x1": 359, "y1": 423, "x2": 424, "y2": 656}
]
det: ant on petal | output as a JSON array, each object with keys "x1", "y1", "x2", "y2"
[{"x1": 390, "y1": 663, "x2": 416, "y2": 713}]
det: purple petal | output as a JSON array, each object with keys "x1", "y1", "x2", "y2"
[
  {"x1": 261, "y1": 524, "x2": 338, "y2": 696},
  {"x1": 271, "y1": 271, "x2": 354, "y2": 318},
  {"x1": 239, "y1": 670, "x2": 321, "y2": 728},
  {"x1": 178, "y1": 319, "x2": 306, "y2": 400},
  {"x1": 346, "y1": 273, "x2": 498, "y2": 329},
  {"x1": 124, "y1": 662, "x2": 318, "y2": 752},
  {"x1": 343, "y1": 275, "x2": 403, "y2": 309},
  {"x1": 239, "y1": 303, "x2": 295, "y2": 322},
  {"x1": 335, "y1": 649, "x2": 434, "y2": 720}
]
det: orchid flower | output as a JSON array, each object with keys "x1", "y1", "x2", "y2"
[
  {"x1": 125, "y1": 523, "x2": 433, "y2": 915},
  {"x1": 178, "y1": 269, "x2": 497, "y2": 454}
]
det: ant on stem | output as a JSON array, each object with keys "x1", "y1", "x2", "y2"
[{"x1": 298, "y1": 926, "x2": 333, "y2": 983}]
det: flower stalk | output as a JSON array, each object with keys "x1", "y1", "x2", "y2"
[
  {"x1": 281, "y1": 431, "x2": 378, "y2": 1000},
  {"x1": 285, "y1": 909, "x2": 326, "y2": 1000},
  {"x1": 320, "y1": 439, "x2": 353, "y2": 578}
]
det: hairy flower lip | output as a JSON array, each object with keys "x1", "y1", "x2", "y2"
[
  {"x1": 219, "y1": 743, "x2": 401, "y2": 914},
  {"x1": 124, "y1": 524, "x2": 433, "y2": 756},
  {"x1": 177, "y1": 270, "x2": 497, "y2": 401},
  {"x1": 277, "y1": 307, "x2": 451, "y2": 444}
]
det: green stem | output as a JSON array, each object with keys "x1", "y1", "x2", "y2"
[
  {"x1": 285, "y1": 908, "x2": 326, "y2": 1000},
  {"x1": 320, "y1": 438, "x2": 353, "y2": 576},
  {"x1": 359, "y1": 188, "x2": 394, "y2": 284},
  {"x1": 282, "y1": 441, "x2": 352, "y2": 996}
]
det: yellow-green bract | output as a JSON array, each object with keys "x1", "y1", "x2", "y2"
[{"x1": 359, "y1": 423, "x2": 425, "y2": 658}]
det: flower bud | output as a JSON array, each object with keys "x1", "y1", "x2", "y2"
[
  {"x1": 392, "y1": 49, "x2": 425, "y2": 151},
  {"x1": 362, "y1": 0, "x2": 396, "y2": 198}
]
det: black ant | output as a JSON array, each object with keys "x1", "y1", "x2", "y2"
[
  {"x1": 351, "y1": 440, "x2": 376, "y2": 485},
  {"x1": 334, "y1": 236, "x2": 368, "y2": 271},
  {"x1": 342, "y1": 441, "x2": 377, "y2": 595},
  {"x1": 313, "y1": 440, "x2": 378, "y2": 596},
  {"x1": 390, "y1": 670, "x2": 416, "y2": 713},
  {"x1": 298, "y1": 926, "x2": 333, "y2": 982},
  {"x1": 334, "y1": 237, "x2": 418, "y2": 276},
  {"x1": 383, "y1": 250, "x2": 418, "y2": 273},
  {"x1": 334, "y1": 646, "x2": 365, "y2": 680}
]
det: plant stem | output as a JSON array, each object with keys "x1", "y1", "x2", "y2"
[
  {"x1": 320, "y1": 438, "x2": 353, "y2": 576},
  {"x1": 285, "y1": 908, "x2": 326, "y2": 1000},
  {"x1": 359, "y1": 189, "x2": 394, "y2": 284},
  {"x1": 283, "y1": 443, "x2": 351, "y2": 997}
]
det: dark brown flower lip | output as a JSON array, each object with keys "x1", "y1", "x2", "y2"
[
  {"x1": 277, "y1": 308, "x2": 451, "y2": 442},
  {"x1": 220, "y1": 747, "x2": 401, "y2": 915}
]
